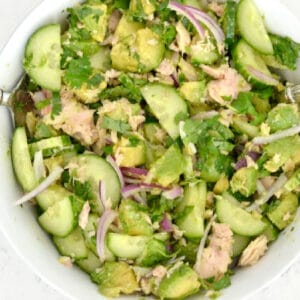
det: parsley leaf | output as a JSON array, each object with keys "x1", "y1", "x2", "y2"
[
  {"x1": 51, "y1": 92, "x2": 62, "y2": 119},
  {"x1": 64, "y1": 57, "x2": 93, "y2": 88},
  {"x1": 102, "y1": 116, "x2": 131, "y2": 133}
]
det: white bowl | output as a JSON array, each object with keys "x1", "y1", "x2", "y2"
[{"x1": 1, "y1": 0, "x2": 300, "y2": 299}]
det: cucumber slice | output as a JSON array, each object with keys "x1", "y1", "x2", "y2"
[
  {"x1": 69, "y1": 154, "x2": 121, "y2": 214},
  {"x1": 24, "y1": 24, "x2": 62, "y2": 91},
  {"x1": 233, "y1": 40, "x2": 277, "y2": 87},
  {"x1": 76, "y1": 250, "x2": 102, "y2": 273},
  {"x1": 107, "y1": 233, "x2": 149, "y2": 259},
  {"x1": 216, "y1": 197, "x2": 267, "y2": 236},
  {"x1": 232, "y1": 234, "x2": 251, "y2": 257},
  {"x1": 29, "y1": 136, "x2": 72, "y2": 158},
  {"x1": 53, "y1": 227, "x2": 88, "y2": 259},
  {"x1": 36, "y1": 184, "x2": 72, "y2": 211},
  {"x1": 38, "y1": 196, "x2": 83, "y2": 237},
  {"x1": 12, "y1": 127, "x2": 37, "y2": 192},
  {"x1": 237, "y1": 0, "x2": 273, "y2": 54},
  {"x1": 141, "y1": 84, "x2": 188, "y2": 139}
]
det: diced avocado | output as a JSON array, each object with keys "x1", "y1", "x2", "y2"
[
  {"x1": 264, "y1": 135, "x2": 300, "y2": 172},
  {"x1": 189, "y1": 35, "x2": 219, "y2": 65},
  {"x1": 75, "y1": 4, "x2": 108, "y2": 42},
  {"x1": 266, "y1": 104, "x2": 300, "y2": 133},
  {"x1": 213, "y1": 175, "x2": 230, "y2": 195},
  {"x1": 73, "y1": 81, "x2": 107, "y2": 104},
  {"x1": 115, "y1": 14, "x2": 143, "y2": 40},
  {"x1": 130, "y1": 0, "x2": 156, "y2": 16},
  {"x1": 119, "y1": 199, "x2": 153, "y2": 236},
  {"x1": 136, "y1": 28, "x2": 165, "y2": 72},
  {"x1": 230, "y1": 167, "x2": 258, "y2": 197},
  {"x1": 89, "y1": 47, "x2": 111, "y2": 71},
  {"x1": 267, "y1": 192, "x2": 298, "y2": 230},
  {"x1": 91, "y1": 261, "x2": 139, "y2": 297},
  {"x1": 136, "y1": 238, "x2": 169, "y2": 267},
  {"x1": 232, "y1": 234, "x2": 251, "y2": 258},
  {"x1": 149, "y1": 144, "x2": 186, "y2": 187},
  {"x1": 76, "y1": 250, "x2": 102, "y2": 273},
  {"x1": 179, "y1": 81, "x2": 206, "y2": 104},
  {"x1": 115, "y1": 138, "x2": 146, "y2": 167},
  {"x1": 285, "y1": 168, "x2": 300, "y2": 192},
  {"x1": 262, "y1": 217, "x2": 279, "y2": 242},
  {"x1": 144, "y1": 123, "x2": 167, "y2": 145},
  {"x1": 156, "y1": 264, "x2": 200, "y2": 299},
  {"x1": 176, "y1": 182, "x2": 206, "y2": 239}
]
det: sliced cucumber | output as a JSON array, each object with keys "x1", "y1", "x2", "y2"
[
  {"x1": 24, "y1": 24, "x2": 62, "y2": 91},
  {"x1": 233, "y1": 40, "x2": 277, "y2": 87},
  {"x1": 29, "y1": 136, "x2": 72, "y2": 158},
  {"x1": 76, "y1": 250, "x2": 102, "y2": 273},
  {"x1": 237, "y1": 0, "x2": 273, "y2": 54},
  {"x1": 38, "y1": 196, "x2": 83, "y2": 237},
  {"x1": 36, "y1": 184, "x2": 72, "y2": 211},
  {"x1": 53, "y1": 227, "x2": 88, "y2": 259},
  {"x1": 232, "y1": 234, "x2": 251, "y2": 257},
  {"x1": 12, "y1": 127, "x2": 37, "y2": 192},
  {"x1": 216, "y1": 197, "x2": 267, "y2": 236},
  {"x1": 107, "y1": 233, "x2": 149, "y2": 259},
  {"x1": 141, "y1": 84, "x2": 188, "y2": 139},
  {"x1": 68, "y1": 154, "x2": 121, "y2": 214}
]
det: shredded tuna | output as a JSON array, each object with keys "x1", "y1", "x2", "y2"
[
  {"x1": 208, "y1": 2, "x2": 225, "y2": 17},
  {"x1": 156, "y1": 59, "x2": 176, "y2": 76},
  {"x1": 152, "y1": 265, "x2": 167, "y2": 279},
  {"x1": 202, "y1": 64, "x2": 251, "y2": 105},
  {"x1": 239, "y1": 235, "x2": 268, "y2": 267},
  {"x1": 79, "y1": 201, "x2": 91, "y2": 230},
  {"x1": 176, "y1": 21, "x2": 191, "y2": 52},
  {"x1": 59, "y1": 256, "x2": 73, "y2": 267},
  {"x1": 197, "y1": 223, "x2": 233, "y2": 279}
]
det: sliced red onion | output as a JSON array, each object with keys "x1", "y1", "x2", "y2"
[
  {"x1": 132, "y1": 193, "x2": 147, "y2": 205},
  {"x1": 191, "y1": 110, "x2": 219, "y2": 120},
  {"x1": 15, "y1": 166, "x2": 64, "y2": 206},
  {"x1": 120, "y1": 167, "x2": 148, "y2": 178},
  {"x1": 106, "y1": 155, "x2": 124, "y2": 188},
  {"x1": 162, "y1": 186, "x2": 183, "y2": 200},
  {"x1": 122, "y1": 183, "x2": 167, "y2": 198},
  {"x1": 194, "y1": 214, "x2": 216, "y2": 275},
  {"x1": 247, "y1": 151, "x2": 261, "y2": 162},
  {"x1": 33, "y1": 150, "x2": 46, "y2": 181},
  {"x1": 246, "y1": 66, "x2": 279, "y2": 86},
  {"x1": 99, "y1": 181, "x2": 109, "y2": 210},
  {"x1": 168, "y1": 1, "x2": 205, "y2": 39},
  {"x1": 96, "y1": 209, "x2": 118, "y2": 262},
  {"x1": 124, "y1": 177, "x2": 142, "y2": 184},
  {"x1": 170, "y1": 73, "x2": 179, "y2": 88},
  {"x1": 252, "y1": 125, "x2": 300, "y2": 145},
  {"x1": 234, "y1": 157, "x2": 247, "y2": 170},
  {"x1": 185, "y1": 5, "x2": 225, "y2": 52},
  {"x1": 160, "y1": 214, "x2": 173, "y2": 232}
]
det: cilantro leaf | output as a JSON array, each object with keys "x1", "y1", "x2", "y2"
[
  {"x1": 51, "y1": 92, "x2": 62, "y2": 119},
  {"x1": 271, "y1": 34, "x2": 300, "y2": 70},
  {"x1": 64, "y1": 57, "x2": 93, "y2": 88},
  {"x1": 211, "y1": 273, "x2": 231, "y2": 291},
  {"x1": 102, "y1": 116, "x2": 131, "y2": 133},
  {"x1": 119, "y1": 74, "x2": 143, "y2": 102},
  {"x1": 150, "y1": 23, "x2": 177, "y2": 46}
]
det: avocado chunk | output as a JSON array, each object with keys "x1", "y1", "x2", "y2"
[
  {"x1": 179, "y1": 81, "x2": 207, "y2": 104},
  {"x1": 89, "y1": 47, "x2": 111, "y2": 71},
  {"x1": 130, "y1": 0, "x2": 156, "y2": 16},
  {"x1": 119, "y1": 199, "x2": 153, "y2": 236},
  {"x1": 230, "y1": 167, "x2": 258, "y2": 197},
  {"x1": 115, "y1": 14, "x2": 143, "y2": 40},
  {"x1": 285, "y1": 168, "x2": 300, "y2": 192},
  {"x1": 267, "y1": 192, "x2": 298, "y2": 230},
  {"x1": 261, "y1": 217, "x2": 279, "y2": 242},
  {"x1": 266, "y1": 104, "x2": 300, "y2": 133},
  {"x1": 156, "y1": 264, "x2": 200, "y2": 299},
  {"x1": 232, "y1": 234, "x2": 251, "y2": 258},
  {"x1": 176, "y1": 181, "x2": 206, "y2": 239},
  {"x1": 149, "y1": 144, "x2": 186, "y2": 187},
  {"x1": 136, "y1": 238, "x2": 169, "y2": 267},
  {"x1": 91, "y1": 261, "x2": 139, "y2": 297}
]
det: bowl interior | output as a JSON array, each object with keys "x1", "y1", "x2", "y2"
[{"x1": 0, "y1": 1, "x2": 300, "y2": 299}]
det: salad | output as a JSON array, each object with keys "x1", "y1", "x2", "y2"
[{"x1": 11, "y1": 0, "x2": 300, "y2": 298}]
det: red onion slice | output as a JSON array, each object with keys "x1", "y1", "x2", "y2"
[
  {"x1": 122, "y1": 183, "x2": 168, "y2": 198},
  {"x1": 15, "y1": 166, "x2": 64, "y2": 206},
  {"x1": 106, "y1": 155, "x2": 124, "y2": 188},
  {"x1": 168, "y1": 1, "x2": 205, "y2": 39},
  {"x1": 160, "y1": 214, "x2": 173, "y2": 232},
  {"x1": 99, "y1": 181, "x2": 109, "y2": 210},
  {"x1": 33, "y1": 150, "x2": 46, "y2": 181},
  {"x1": 246, "y1": 65, "x2": 279, "y2": 86},
  {"x1": 120, "y1": 167, "x2": 148, "y2": 178},
  {"x1": 252, "y1": 125, "x2": 300, "y2": 145},
  {"x1": 96, "y1": 209, "x2": 118, "y2": 262},
  {"x1": 162, "y1": 186, "x2": 183, "y2": 200}
]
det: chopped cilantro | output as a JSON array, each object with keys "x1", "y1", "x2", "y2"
[
  {"x1": 51, "y1": 92, "x2": 62, "y2": 119},
  {"x1": 87, "y1": 73, "x2": 104, "y2": 88},
  {"x1": 35, "y1": 98, "x2": 51, "y2": 110},
  {"x1": 211, "y1": 274, "x2": 231, "y2": 291},
  {"x1": 102, "y1": 116, "x2": 131, "y2": 134}
]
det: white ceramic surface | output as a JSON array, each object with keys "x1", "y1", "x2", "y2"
[{"x1": 1, "y1": 1, "x2": 300, "y2": 300}]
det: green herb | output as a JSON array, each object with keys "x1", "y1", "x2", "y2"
[
  {"x1": 35, "y1": 99, "x2": 51, "y2": 110},
  {"x1": 51, "y1": 92, "x2": 62, "y2": 119},
  {"x1": 211, "y1": 274, "x2": 231, "y2": 291},
  {"x1": 148, "y1": 196, "x2": 176, "y2": 222},
  {"x1": 103, "y1": 145, "x2": 113, "y2": 156},
  {"x1": 64, "y1": 57, "x2": 93, "y2": 88},
  {"x1": 150, "y1": 24, "x2": 176, "y2": 46},
  {"x1": 102, "y1": 116, "x2": 131, "y2": 134},
  {"x1": 128, "y1": 136, "x2": 140, "y2": 147},
  {"x1": 87, "y1": 73, "x2": 104, "y2": 87},
  {"x1": 73, "y1": 180, "x2": 94, "y2": 201},
  {"x1": 119, "y1": 74, "x2": 143, "y2": 102}
]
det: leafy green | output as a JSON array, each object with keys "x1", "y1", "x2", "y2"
[
  {"x1": 270, "y1": 34, "x2": 300, "y2": 70},
  {"x1": 102, "y1": 116, "x2": 131, "y2": 133},
  {"x1": 148, "y1": 196, "x2": 176, "y2": 222},
  {"x1": 149, "y1": 23, "x2": 177, "y2": 46},
  {"x1": 222, "y1": 1, "x2": 237, "y2": 48},
  {"x1": 64, "y1": 57, "x2": 93, "y2": 88},
  {"x1": 119, "y1": 74, "x2": 143, "y2": 102},
  {"x1": 211, "y1": 274, "x2": 231, "y2": 291},
  {"x1": 51, "y1": 92, "x2": 62, "y2": 119},
  {"x1": 35, "y1": 99, "x2": 51, "y2": 110}
]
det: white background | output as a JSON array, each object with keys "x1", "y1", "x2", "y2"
[{"x1": 0, "y1": 0, "x2": 300, "y2": 299}]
